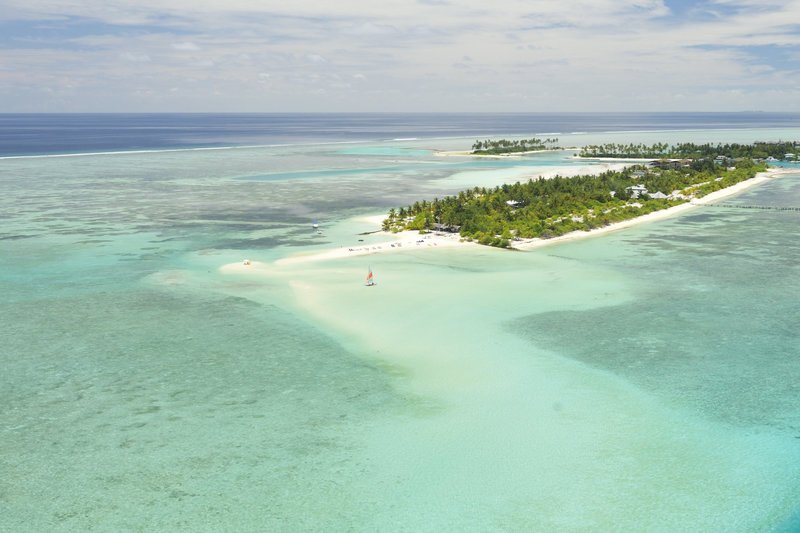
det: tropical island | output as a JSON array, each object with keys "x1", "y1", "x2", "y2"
[
  {"x1": 471, "y1": 137, "x2": 561, "y2": 155},
  {"x1": 579, "y1": 140, "x2": 799, "y2": 160},
  {"x1": 383, "y1": 142, "x2": 790, "y2": 248}
]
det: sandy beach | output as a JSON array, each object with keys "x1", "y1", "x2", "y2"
[
  {"x1": 274, "y1": 223, "x2": 474, "y2": 266},
  {"x1": 220, "y1": 167, "x2": 790, "y2": 271}
]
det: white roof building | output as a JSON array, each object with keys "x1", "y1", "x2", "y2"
[{"x1": 626, "y1": 184, "x2": 648, "y2": 199}]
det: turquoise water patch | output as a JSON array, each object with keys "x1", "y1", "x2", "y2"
[
  {"x1": 265, "y1": 239, "x2": 800, "y2": 531},
  {"x1": 510, "y1": 176, "x2": 800, "y2": 430},
  {"x1": 3, "y1": 126, "x2": 800, "y2": 531},
  {"x1": 235, "y1": 163, "x2": 430, "y2": 181},
  {"x1": 335, "y1": 146, "x2": 432, "y2": 157},
  {"x1": 235, "y1": 149, "x2": 587, "y2": 183},
  {"x1": 1, "y1": 285, "x2": 405, "y2": 531}
]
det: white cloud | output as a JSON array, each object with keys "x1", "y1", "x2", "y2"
[
  {"x1": 120, "y1": 52, "x2": 151, "y2": 63},
  {"x1": 190, "y1": 58, "x2": 214, "y2": 68},
  {"x1": 349, "y1": 22, "x2": 398, "y2": 36},
  {"x1": 172, "y1": 42, "x2": 200, "y2": 51},
  {"x1": 1, "y1": 0, "x2": 799, "y2": 111}
]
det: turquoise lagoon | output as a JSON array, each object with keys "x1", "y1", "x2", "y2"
[{"x1": 2, "y1": 127, "x2": 800, "y2": 531}]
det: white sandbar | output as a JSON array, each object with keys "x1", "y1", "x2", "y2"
[{"x1": 274, "y1": 231, "x2": 474, "y2": 266}]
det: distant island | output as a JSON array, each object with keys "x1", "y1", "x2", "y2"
[
  {"x1": 384, "y1": 142, "x2": 797, "y2": 248},
  {"x1": 579, "y1": 140, "x2": 799, "y2": 160},
  {"x1": 470, "y1": 137, "x2": 560, "y2": 155}
]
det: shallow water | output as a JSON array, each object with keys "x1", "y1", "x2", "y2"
[
  {"x1": 260, "y1": 222, "x2": 800, "y2": 531},
  {"x1": 2, "y1": 120, "x2": 800, "y2": 531}
]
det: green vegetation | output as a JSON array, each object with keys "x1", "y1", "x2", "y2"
[
  {"x1": 472, "y1": 138, "x2": 560, "y2": 155},
  {"x1": 385, "y1": 143, "x2": 771, "y2": 248},
  {"x1": 579, "y1": 141, "x2": 798, "y2": 160}
]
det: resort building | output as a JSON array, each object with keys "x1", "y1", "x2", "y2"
[{"x1": 626, "y1": 184, "x2": 649, "y2": 198}]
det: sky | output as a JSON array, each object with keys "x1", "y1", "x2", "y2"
[{"x1": 1, "y1": 0, "x2": 799, "y2": 112}]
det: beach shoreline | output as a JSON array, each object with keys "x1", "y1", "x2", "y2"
[{"x1": 272, "y1": 228, "x2": 474, "y2": 266}]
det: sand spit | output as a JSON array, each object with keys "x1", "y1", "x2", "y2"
[{"x1": 274, "y1": 231, "x2": 474, "y2": 266}]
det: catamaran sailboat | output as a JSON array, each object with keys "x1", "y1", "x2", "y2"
[{"x1": 365, "y1": 266, "x2": 375, "y2": 287}]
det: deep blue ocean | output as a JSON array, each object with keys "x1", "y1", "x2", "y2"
[{"x1": 2, "y1": 112, "x2": 800, "y2": 157}]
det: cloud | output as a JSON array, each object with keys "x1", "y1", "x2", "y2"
[
  {"x1": 119, "y1": 51, "x2": 151, "y2": 62},
  {"x1": 305, "y1": 53, "x2": 326, "y2": 63},
  {"x1": 1, "y1": 0, "x2": 799, "y2": 111},
  {"x1": 349, "y1": 21, "x2": 398, "y2": 36},
  {"x1": 190, "y1": 58, "x2": 214, "y2": 67},
  {"x1": 172, "y1": 41, "x2": 200, "y2": 51}
]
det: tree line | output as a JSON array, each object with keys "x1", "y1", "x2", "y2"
[
  {"x1": 472, "y1": 138, "x2": 560, "y2": 154},
  {"x1": 579, "y1": 141, "x2": 798, "y2": 160}
]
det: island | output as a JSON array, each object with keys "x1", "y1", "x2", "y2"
[
  {"x1": 383, "y1": 142, "x2": 795, "y2": 248},
  {"x1": 471, "y1": 137, "x2": 561, "y2": 155},
  {"x1": 578, "y1": 140, "x2": 798, "y2": 160}
]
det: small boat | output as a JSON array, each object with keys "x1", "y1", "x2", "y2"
[
  {"x1": 365, "y1": 266, "x2": 376, "y2": 287},
  {"x1": 312, "y1": 221, "x2": 319, "y2": 229}
]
